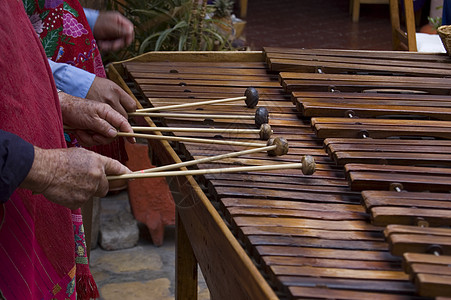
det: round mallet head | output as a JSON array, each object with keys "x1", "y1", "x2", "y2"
[
  {"x1": 301, "y1": 155, "x2": 316, "y2": 175},
  {"x1": 266, "y1": 137, "x2": 289, "y2": 156},
  {"x1": 255, "y1": 107, "x2": 269, "y2": 128},
  {"x1": 244, "y1": 87, "x2": 259, "y2": 108},
  {"x1": 259, "y1": 124, "x2": 273, "y2": 140}
]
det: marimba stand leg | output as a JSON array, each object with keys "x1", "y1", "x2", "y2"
[{"x1": 176, "y1": 210, "x2": 198, "y2": 300}]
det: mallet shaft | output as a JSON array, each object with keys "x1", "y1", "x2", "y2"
[
  {"x1": 135, "y1": 145, "x2": 277, "y2": 173},
  {"x1": 132, "y1": 126, "x2": 262, "y2": 134},
  {"x1": 137, "y1": 96, "x2": 246, "y2": 112},
  {"x1": 128, "y1": 112, "x2": 255, "y2": 119},
  {"x1": 109, "y1": 162, "x2": 304, "y2": 180},
  {"x1": 116, "y1": 132, "x2": 265, "y2": 147}
]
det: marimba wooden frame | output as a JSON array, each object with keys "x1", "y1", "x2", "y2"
[{"x1": 107, "y1": 51, "x2": 279, "y2": 300}]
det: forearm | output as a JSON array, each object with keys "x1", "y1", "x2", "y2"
[{"x1": 0, "y1": 130, "x2": 35, "y2": 203}]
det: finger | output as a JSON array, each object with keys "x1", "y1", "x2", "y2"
[
  {"x1": 104, "y1": 157, "x2": 132, "y2": 176},
  {"x1": 117, "y1": 88, "x2": 137, "y2": 113},
  {"x1": 92, "y1": 133, "x2": 115, "y2": 145},
  {"x1": 73, "y1": 130, "x2": 98, "y2": 147},
  {"x1": 110, "y1": 38, "x2": 127, "y2": 51},
  {"x1": 108, "y1": 97, "x2": 128, "y2": 118},
  {"x1": 117, "y1": 14, "x2": 134, "y2": 37},
  {"x1": 101, "y1": 108, "x2": 132, "y2": 136},
  {"x1": 94, "y1": 176, "x2": 110, "y2": 198},
  {"x1": 99, "y1": 38, "x2": 126, "y2": 52},
  {"x1": 97, "y1": 40, "x2": 116, "y2": 52},
  {"x1": 125, "y1": 31, "x2": 134, "y2": 46},
  {"x1": 91, "y1": 115, "x2": 119, "y2": 138}
]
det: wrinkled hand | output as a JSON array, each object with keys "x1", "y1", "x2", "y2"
[
  {"x1": 59, "y1": 92, "x2": 135, "y2": 146},
  {"x1": 86, "y1": 76, "x2": 137, "y2": 118},
  {"x1": 20, "y1": 147, "x2": 131, "y2": 209},
  {"x1": 93, "y1": 11, "x2": 134, "y2": 52}
]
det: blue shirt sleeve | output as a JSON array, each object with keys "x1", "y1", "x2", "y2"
[
  {"x1": 0, "y1": 130, "x2": 35, "y2": 203},
  {"x1": 83, "y1": 8, "x2": 99, "y2": 32},
  {"x1": 47, "y1": 59, "x2": 96, "y2": 98}
]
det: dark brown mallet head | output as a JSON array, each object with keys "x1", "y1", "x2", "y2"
[
  {"x1": 244, "y1": 87, "x2": 259, "y2": 108},
  {"x1": 259, "y1": 123, "x2": 273, "y2": 140},
  {"x1": 255, "y1": 107, "x2": 269, "y2": 128},
  {"x1": 301, "y1": 155, "x2": 316, "y2": 175},
  {"x1": 266, "y1": 137, "x2": 289, "y2": 156}
]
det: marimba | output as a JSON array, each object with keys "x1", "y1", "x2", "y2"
[{"x1": 108, "y1": 49, "x2": 451, "y2": 299}]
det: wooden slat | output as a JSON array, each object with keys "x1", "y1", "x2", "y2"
[
  {"x1": 345, "y1": 164, "x2": 451, "y2": 192},
  {"x1": 403, "y1": 253, "x2": 451, "y2": 274},
  {"x1": 288, "y1": 286, "x2": 415, "y2": 300},
  {"x1": 415, "y1": 273, "x2": 451, "y2": 298},
  {"x1": 280, "y1": 72, "x2": 451, "y2": 94},
  {"x1": 371, "y1": 206, "x2": 451, "y2": 226},
  {"x1": 385, "y1": 225, "x2": 451, "y2": 256},
  {"x1": 264, "y1": 47, "x2": 450, "y2": 62},
  {"x1": 312, "y1": 117, "x2": 451, "y2": 139},
  {"x1": 298, "y1": 100, "x2": 451, "y2": 120}
]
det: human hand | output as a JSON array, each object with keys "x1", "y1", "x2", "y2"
[
  {"x1": 20, "y1": 147, "x2": 131, "y2": 209},
  {"x1": 86, "y1": 76, "x2": 137, "y2": 118},
  {"x1": 93, "y1": 11, "x2": 134, "y2": 52},
  {"x1": 59, "y1": 92, "x2": 135, "y2": 146}
]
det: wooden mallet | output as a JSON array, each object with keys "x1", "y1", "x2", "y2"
[
  {"x1": 131, "y1": 123, "x2": 272, "y2": 140},
  {"x1": 107, "y1": 155, "x2": 316, "y2": 181},
  {"x1": 135, "y1": 87, "x2": 259, "y2": 113},
  {"x1": 133, "y1": 137, "x2": 289, "y2": 174},
  {"x1": 129, "y1": 106, "x2": 269, "y2": 128}
]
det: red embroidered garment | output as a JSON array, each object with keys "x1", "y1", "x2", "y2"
[
  {"x1": 0, "y1": 1, "x2": 98, "y2": 299},
  {"x1": 27, "y1": 0, "x2": 128, "y2": 164}
]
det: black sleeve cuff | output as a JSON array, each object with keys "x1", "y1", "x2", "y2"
[{"x1": 0, "y1": 130, "x2": 35, "y2": 203}]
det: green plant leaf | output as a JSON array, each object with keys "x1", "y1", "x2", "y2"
[
  {"x1": 139, "y1": 32, "x2": 161, "y2": 53},
  {"x1": 155, "y1": 20, "x2": 187, "y2": 50},
  {"x1": 178, "y1": 33, "x2": 188, "y2": 51}
]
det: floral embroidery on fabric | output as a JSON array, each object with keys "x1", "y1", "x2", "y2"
[
  {"x1": 45, "y1": 0, "x2": 63, "y2": 9},
  {"x1": 56, "y1": 45, "x2": 65, "y2": 60},
  {"x1": 63, "y1": 13, "x2": 88, "y2": 38},
  {"x1": 29, "y1": 13, "x2": 44, "y2": 34}
]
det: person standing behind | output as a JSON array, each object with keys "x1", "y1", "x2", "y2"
[
  {"x1": 0, "y1": 0, "x2": 135, "y2": 298},
  {"x1": 26, "y1": 0, "x2": 136, "y2": 191}
]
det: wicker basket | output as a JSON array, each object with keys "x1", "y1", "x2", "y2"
[{"x1": 437, "y1": 25, "x2": 451, "y2": 55}]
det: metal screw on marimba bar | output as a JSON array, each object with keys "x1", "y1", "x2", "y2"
[
  {"x1": 358, "y1": 130, "x2": 369, "y2": 139},
  {"x1": 415, "y1": 217, "x2": 429, "y2": 228},
  {"x1": 427, "y1": 244, "x2": 443, "y2": 257},
  {"x1": 389, "y1": 183, "x2": 403, "y2": 193},
  {"x1": 345, "y1": 109, "x2": 355, "y2": 118}
]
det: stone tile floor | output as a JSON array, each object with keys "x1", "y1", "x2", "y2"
[{"x1": 89, "y1": 191, "x2": 210, "y2": 300}]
